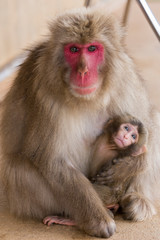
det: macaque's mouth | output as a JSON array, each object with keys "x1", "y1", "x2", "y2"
[
  {"x1": 114, "y1": 138, "x2": 124, "y2": 148},
  {"x1": 71, "y1": 83, "x2": 98, "y2": 95}
]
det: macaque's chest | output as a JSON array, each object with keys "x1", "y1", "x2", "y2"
[{"x1": 55, "y1": 106, "x2": 108, "y2": 175}]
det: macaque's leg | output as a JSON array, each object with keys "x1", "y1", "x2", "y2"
[
  {"x1": 3, "y1": 155, "x2": 116, "y2": 238},
  {"x1": 43, "y1": 216, "x2": 76, "y2": 226},
  {"x1": 43, "y1": 203, "x2": 119, "y2": 227},
  {"x1": 93, "y1": 184, "x2": 119, "y2": 214},
  {"x1": 3, "y1": 155, "x2": 60, "y2": 219}
]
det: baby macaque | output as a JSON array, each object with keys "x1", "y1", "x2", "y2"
[
  {"x1": 90, "y1": 114, "x2": 148, "y2": 214},
  {"x1": 44, "y1": 114, "x2": 147, "y2": 226},
  {"x1": 90, "y1": 114, "x2": 147, "y2": 177}
]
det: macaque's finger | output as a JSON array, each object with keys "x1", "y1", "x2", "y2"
[
  {"x1": 92, "y1": 177, "x2": 109, "y2": 185},
  {"x1": 91, "y1": 172, "x2": 108, "y2": 181},
  {"x1": 43, "y1": 216, "x2": 76, "y2": 226},
  {"x1": 99, "y1": 169, "x2": 114, "y2": 177},
  {"x1": 92, "y1": 172, "x2": 116, "y2": 185}
]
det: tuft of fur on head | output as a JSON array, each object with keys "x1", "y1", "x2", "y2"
[{"x1": 49, "y1": 7, "x2": 125, "y2": 45}]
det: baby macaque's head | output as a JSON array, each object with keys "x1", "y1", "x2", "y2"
[
  {"x1": 104, "y1": 114, "x2": 148, "y2": 157},
  {"x1": 113, "y1": 123, "x2": 139, "y2": 148}
]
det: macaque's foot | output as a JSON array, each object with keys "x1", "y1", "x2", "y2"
[
  {"x1": 44, "y1": 211, "x2": 116, "y2": 238},
  {"x1": 107, "y1": 204, "x2": 119, "y2": 214},
  {"x1": 121, "y1": 193, "x2": 157, "y2": 221},
  {"x1": 83, "y1": 210, "x2": 116, "y2": 238},
  {"x1": 43, "y1": 216, "x2": 76, "y2": 226}
]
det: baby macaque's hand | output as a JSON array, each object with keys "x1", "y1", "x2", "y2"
[
  {"x1": 91, "y1": 157, "x2": 130, "y2": 186},
  {"x1": 92, "y1": 168, "x2": 115, "y2": 186}
]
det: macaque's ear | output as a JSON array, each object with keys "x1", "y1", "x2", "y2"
[
  {"x1": 107, "y1": 119, "x2": 114, "y2": 125},
  {"x1": 131, "y1": 145, "x2": 147, "y2": 157},
  {"x1": 103, "y1": 119, "x2": 114, "y2": 133}
]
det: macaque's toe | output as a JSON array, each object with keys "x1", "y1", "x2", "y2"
[{"x1": 43, "y1": 216, "x2": 76, "y2": 226}]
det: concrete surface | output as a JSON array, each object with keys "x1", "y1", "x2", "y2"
[{"x1": 0, "y1": 1, "x2": 160, "y2": 240}]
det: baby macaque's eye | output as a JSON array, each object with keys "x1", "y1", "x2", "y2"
[
  {"x1": 124, "y1": 126, "x2": 129, "y2": 131},
  {"x1": 132, "y1": 134, "x2": 137, "y2": 140}
]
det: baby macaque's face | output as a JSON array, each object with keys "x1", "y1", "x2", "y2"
[{"x1": 113, "y1": 123, "x2": 139, "y2": 148}]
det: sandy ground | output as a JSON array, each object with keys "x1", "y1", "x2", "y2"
[{"x1": 0, "y1": 1, "x2": 160, "y2": 240}]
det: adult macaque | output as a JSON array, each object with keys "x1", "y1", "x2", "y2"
[
  {"x1": 43, "y1": 115, "x2": 147, "y2": 226},
  {"x1": 0, "y1": 7, "x2": 160, "y2": 238}
]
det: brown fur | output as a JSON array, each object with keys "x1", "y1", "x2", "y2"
[
  {"x1": 104, "y1": 114, "x2": 148, "y2": 158},
  {"x1": 90, "y1": 115, "x2": 148, "y2": 213},
  {"x1": 92, "y1": 155, "x2": 147, "y2": 209},
  {"x1": 89, "y1": 114, "x2": 148, "y2": 177},
  {"x1": 0, "y1": 7, "x2": 160, "y2": 238}
]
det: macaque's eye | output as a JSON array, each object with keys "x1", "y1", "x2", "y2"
[
  {"x1": 88, "y1": 45, "x2": 97, "y2": 52},
  {"x1": 132, "y1": 134, "x2": 137, "y2": 140},
  {"x1": 70, "y1": 46, "x2": 79, "y2": 53},
  {"x1": 124, "y1": 126, "x2": 129, "y2": 131}
]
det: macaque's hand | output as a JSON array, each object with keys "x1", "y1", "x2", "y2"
[
  {"x1": 82, "y1": 208, "x2": 116, "y2": 238},
  {"x1": 91, "y1": 158, "x2": 130, "y2": 186},
  {"x1": 92, "y1": 167, "x2": 116, "y2": 186}
]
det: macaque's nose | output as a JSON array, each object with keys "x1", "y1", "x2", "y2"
[
  {"x1": 78, "y1": 66, "x2": 88, "y2": 77},
  {"x1": 124, "y1": 133, "x2": 129, "y2": 139},
  {"x1": 78, "y1": 54, "x2": 88, "y2": 77}
]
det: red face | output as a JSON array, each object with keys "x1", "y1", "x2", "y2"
[
  {"x1": 64, "y1": 42, "x2": 104, "y2": 96},
  {"x1": 113, "y1": 123, "x2": 139, "y2": 148}
]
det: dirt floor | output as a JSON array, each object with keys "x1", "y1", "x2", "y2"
[{"x1": 0, "y1": 1, "x2": 160, "y2": 240}]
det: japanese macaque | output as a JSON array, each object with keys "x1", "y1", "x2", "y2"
[
  {"x1": 43, "y1": 115, "x2": 147, "y2": 226},
  {"x1": 90, "y1": 114, "x2": 148, "y2": 215},
  {"x1": 0, "y1": 7, "x2": 160, "y2": 238},
  {"x1": 90, "y1": 114, "x2": 147, "y2": 177}
]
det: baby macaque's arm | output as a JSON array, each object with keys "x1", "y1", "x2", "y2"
[{"x1": 92, "y1": 156, "x2": 145, "y2": 186}]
